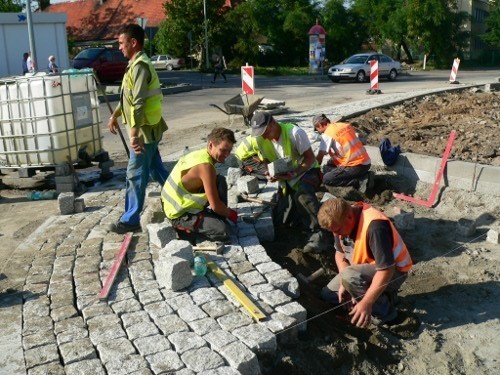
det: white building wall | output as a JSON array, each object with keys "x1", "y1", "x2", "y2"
[{"x1": 0, "y1": 12, "x2": 69, "y2": 78}]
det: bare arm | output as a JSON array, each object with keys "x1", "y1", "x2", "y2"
[
  {"x1": 198, "y1": 164, "x2": 232, "y2": 218},
  {"x1": 349, "y1": 266, "x2": 395, "y2": 327},
  {"x1": 317, "y1": 150, "x2": 327, "y2": 165},
  {"x1": 295, "y1": 147, "x2": 316, "y2": 176}
]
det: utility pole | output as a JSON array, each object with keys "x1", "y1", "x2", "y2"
[
  {"x1": 26, "y1": 0, "x2": 37, "y2": 73},
  {"x1": 203, "y1": 0, "x2": 209, "y2": 70}
]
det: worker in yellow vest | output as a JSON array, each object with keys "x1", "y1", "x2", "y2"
[
  {"x1": 107, "y1": 24, "x2": 168, "y2": 234},
  {"x1": 234, "y1": 135, "x2": 274, "y2": 180},
  {"x1": 250, "y1": 111, "x2": 332, "y2": 254},
  {"x1": 313, "y1": 114, "x2": 371, "y2": 190},
  {"x1": 318, "y1": 198, "x2": 412, "y2": 327},
  {"x1": 161, "y1": 128, "x2": 238, "y2": 242}
]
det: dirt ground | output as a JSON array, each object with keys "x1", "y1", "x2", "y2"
[{"x1": 1, "y1": 89, "x2": 499, "y2": 374}]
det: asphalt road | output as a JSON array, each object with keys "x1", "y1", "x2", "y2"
[{"x1": 99, "y1": 69, "x2": 500, "y2": 158}]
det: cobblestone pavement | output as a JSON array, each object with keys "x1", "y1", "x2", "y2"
[{"x1": 1, "y1": 79, "x2": 497, "y2": 375}]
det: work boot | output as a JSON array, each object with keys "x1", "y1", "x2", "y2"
[
  {"x1": 370, "y1": 294, "x2": 398, "y2": 325},
  {"x1": 108, "y1": 221, "x2": 141, "y2": 234},
  {"x1": 302, "y1": 230, "x2": 333, "y2": 254}
]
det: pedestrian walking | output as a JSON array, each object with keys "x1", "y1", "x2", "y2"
[
  {"x1": 22, "y1": 52, "x2": 29, "y2": 75},
  {"x1": 211, "y1": 54, "x2": 227, "y2": 83}
]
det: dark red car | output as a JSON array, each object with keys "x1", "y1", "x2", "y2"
[{"x1": 73, "y1": 47, "x2": 128, "y2": 82}]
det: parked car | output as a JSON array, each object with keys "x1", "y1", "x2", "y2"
[
  {"x1": 328, "y1": 53, "x2": 402, "y2": 83},
  {"x1": 150, "y1": 55, "x2": 184, "y2": 70},
  {"x1": 73, "y1": 47, "x2": 128, "y2": 82}
]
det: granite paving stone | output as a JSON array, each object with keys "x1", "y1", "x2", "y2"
[
  {"x1": 181, "y1": 347, "x2": 226, "y2": 372},
  {"x1": 246, "y1": 252, "x2": 272, "y2": 265},
  {"x1": 59, "y1": 337, "x2": 97, "y2": 365},
  {"x1": 56, "y1": 326, "x2": 89, "y2": 345},
  {"x1": 76, "y1": 295, "x2": 100, "y2": 311},
  {"x1": 110, "y1": 298, "x2": 143, "y2": 316},
  {"x1": 155, "y1": 314, "x2": 190, "y2": 336},
  {"x1": 27, "y1": 361, "x2": 64, "y2": 375},
  {"x1": 259, "y1": 289, "x2": 291, "y2": 307},
  {"x1": 165, "y1": 294, "x2": 194, "y2": 311},
  {"x1": 217, "y1": 312, "x2": 253, "y2": 332},
  {"x1": 88, "y1": 322, "x2": 127, "y2": 346},
  {"x1": 236, "y1": 271, "x2": 266, "y2": 288},
  {"x1": 219, "y1": 341, "x2": 260, "y2": 375},
  {"x1": 81, "y1": 302, "x2": 113, "y2": 321},
  {"x1": 203, "y1": 329, "x2": 238, "y2": 352},
  {"x1": 201, "y1": 300, "x2": 236, "y2": 319},
  {"x1": 198, "y1": 367, "x2": 241, "y2": 375},
  {"x1": 232, "y1": 324, "x2": 277, "y2": 355},
  {"x1": 23, "y1": 298, "x2": 50, "y2": 319},
  {"x1": 24, "y1": 343, "x2": 60, "y2": 369},
  {"x1": 97, "y1": 337, "x2": 137, "y2": 364},
  {"x1": 255, "y1": 262, "x2": 282, "y2": 274},
  {"x1": 276, "y1": 302, "x2": 308, "y2": 332},
  {"x1": 132, "y1": 279, "x2": 160, "y2": 293},
  {"x1": 50, "y1": 291, "x2": 75, "y2": 309},
  {"x1": 121, "y1": 311, "x2": 151, "y2": 328},
  {"x1": 133, "y1": 334, "x2": 171, "y2": 356},
  {"x1": 177, "y1": 304, "x2": 208, "y2": 322},
  {"x1": 54, "y1": 316, "x2": 85, "y2": 335},
  {"x1": 146, "y1": 350, "x2": 185, "y2": 374},
  {"x1": 143, "y1": 301, "x2": 173, "y2": 321},
  {"x1": 228, "y1": 261, "x2": 255, "y2": 276},
  {"x1": 262, "y1": 312, "x2": 298, "y2": 346},
  {"x1": 187, "y1": 275, "x2": 211, "y2": 292},
  {"x1": 246, "y1": 283, "x2": 275, "y2": 298},
  {"x1": 51, "y1": 305, "x2": 78, "y2": 322},
  {"x1": 125, "y1": 321, "x2": 160, "y2": 340},
  {"x1": 137, "y1": 289, "x2": 163, "y2": 305},
  {"x1": 190, "y1": 287, "x2": 225, "y2": 306},
  {"x1": 187, "y1": 317, "x2": 221, "y2": 336},
  {"x1": 104, "y1": 355, "x2": 149, "y2": 375},
  {"x1": 22, "y1": 315, "x2": 53, "y2": 336},
  {"x1": 64, "y1": 358, "x2": 106, "y2": 375},
  {"x1": 168, "y1": 331, "x2": 207, "y2": 354},
  {"x1": 22, "y1": 330, "x2": 56, "y2": 350}
]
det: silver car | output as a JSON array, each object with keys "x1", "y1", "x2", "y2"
[
  {"x1": 150, "y1": 55, "x2": 184, "y2": 70},
  {"x1": 328, "y1": 53, "x2": 401, "y2": 83}
]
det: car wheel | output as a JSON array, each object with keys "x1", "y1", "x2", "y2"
[
  {"x1": 329, "y1": 77, "x2": 340, "y2": 83},
  {"x1": 388, "y1": 69, "x2": 398, "y2": 81},
  {"x1": 166, "y1": 64, "x2": 173, "y2": 71},
  {"x1": 356, "y1": 70, "x2": 366, "y2": 83}
]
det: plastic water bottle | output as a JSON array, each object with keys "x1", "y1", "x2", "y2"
[
  {"x1": 193, "y1": 256, "x2": 207, "y2": 277},
  {"x1": 27, "y1": 191, "x2": 57, "y2": 200}
]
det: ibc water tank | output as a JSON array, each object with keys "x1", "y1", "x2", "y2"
[{"x1": 0, "y1": 70, "x2": 104, "y2": 167}]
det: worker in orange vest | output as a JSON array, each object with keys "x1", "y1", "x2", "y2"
[
  {"x1": 313, "y1": 114, "x2": 371, "y2": 189},
  {"x1": 318, "y1": 198, "x2": 412, "y2": 327}
]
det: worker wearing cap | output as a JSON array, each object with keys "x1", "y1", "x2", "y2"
[
  {"x1": 162, "y1": 128, "x2": 238, "y2": 242},
  {"x1": 313, "y1": 114, "x2": 371, "y2": 189},
  {"x1": 234, "y1": 135, "x2": 275, "y2": 180},
  {"x1": 318, "y1": 197, "x2": 412, "y2": 327},
  {"x1": 250, "y1": 111, "x2": 332, "y2": 254}
]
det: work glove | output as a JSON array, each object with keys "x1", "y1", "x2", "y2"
[{"x1": 228, "y1": 209, "x2": 238, "y2": 224}]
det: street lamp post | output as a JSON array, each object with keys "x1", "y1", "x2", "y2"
[
  {"x1": 26, "y1": 0, "x2": 37, "y2": 73},
  {"x1": 203, "y1": 0, "x2": 209, "y2": 70}
]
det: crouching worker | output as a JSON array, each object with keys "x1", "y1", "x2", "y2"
[
  {"x1": 317, "y1": 198, "x2": 412, "y2": 327},
  {"x1": 313, "y1": 114, "x2": 371, "y2": 189},
  {"x1": 161, "y1": 128, "x2": 238, "y2": 242},
  {"x1": 234, "y1": 134, "x2": 274, "y2": 180}
]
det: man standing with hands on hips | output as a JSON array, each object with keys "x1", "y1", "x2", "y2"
[{"x1": 108, "y1": 24, "x2": 169, "y2": 234}]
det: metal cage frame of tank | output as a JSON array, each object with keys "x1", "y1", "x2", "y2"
[{"x1": 0, "y1": 70, "x2": 104, "y2": 168}]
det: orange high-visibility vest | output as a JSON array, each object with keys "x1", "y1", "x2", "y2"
[
  {"x1": 350, "y1": 202, "x2": 412, "y2": 273},
  {"x1": 324, "y1": 122, "x2": 370, "y2": 167}
]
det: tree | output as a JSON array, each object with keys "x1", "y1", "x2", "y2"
[
  {"x1": 482, "y1": 1, "x2": 500, "y2": 47},
  {"x1": 0, "y1": 0, "x2": 22, "y2": 12},
  {"x1": 154, "y1": 0, "x2": 229, "y2": 68},
  {"x1": 405, "y1": 0, "x2": 469, "y2": 67}
]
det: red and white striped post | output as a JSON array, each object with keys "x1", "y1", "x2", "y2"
[
  {"x1": 449, "y1": 58, "x2": 460, "y2": 84},
  {"x1": 367, "y1": 60, "x2": 381, "y2": 94},
  {"x1": 241, "y1": 63, "x2": 255, "y2": 95}
]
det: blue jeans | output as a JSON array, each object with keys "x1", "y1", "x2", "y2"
[{"x1": 121, "y1": 141, "x2": 169, "y2": 226}]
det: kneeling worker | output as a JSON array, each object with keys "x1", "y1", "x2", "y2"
[
  {"x1": 250, "y1": 111, "x2": 330, "y2": 253},
  {"x1": 318, "y1": 198, "x2": 412, "y2": 327},
  {"x1": 234, "y1": 134, "x2": 274, "y2": 180},
  {"x1": 161, "y1": 128, "x2": 238, "y2": 242},
  {"x1": 313, "y1": 114, "x2": 371, "y2": 189}
]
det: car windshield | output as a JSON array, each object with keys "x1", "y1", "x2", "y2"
[
  {"x1": 75, "y1": 49, "x2": 103, "y2": 60},
  {"x1": 344, "y1": 55, "x2": 368, "y2": 64}
]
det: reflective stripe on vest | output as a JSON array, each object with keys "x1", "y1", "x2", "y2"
[
  {"x1": 121, "y1": 52, "x2": 163, "y2": 126},
  {"x1": 324, "y1": 122, "x2": 370, "y2": 167},
  {"x1": 161, "y1": 149, "x2": 214, "y2": 219},
  {"x1": 351, "y1": 202, "x2": 412, "y2": 273}
]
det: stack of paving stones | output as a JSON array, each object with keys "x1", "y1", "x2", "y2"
[{"x1": 17, "y1": 167, "x2": 307, "y2": 374}]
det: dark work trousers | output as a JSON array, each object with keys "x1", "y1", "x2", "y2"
[
  {"x1": 240, "y1": 157, "x2": 268, "y2": 180},
  {"x1": 212, "y1": 67, "x2": 227, "y2": 82},
  {"x1": 323, "y1": 162, "x2": 371, "y2": 187},
  {"x1": 274, "y1": 168, "x2": 322, "y2": 231},
  {"x1": 171, "y1": 175, "x2": 231, "y2": 243}
]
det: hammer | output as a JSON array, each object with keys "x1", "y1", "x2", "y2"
[
  {"x1": 192, "y1": 242, "x2": 225, "y2": 255},
  {"x1": 296, "y1": 268, "x2": 325, "y2": 284},
  {"x1": 239, "y1": 193, "x2": 277, "y2": 207}
]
